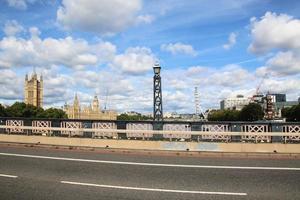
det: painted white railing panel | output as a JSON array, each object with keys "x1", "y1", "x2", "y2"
[
  {"x1": 5, "y1": 120, "x2": 24, "y2": 134},
  {"x1": 241, "y1": 125, "x2": 270, "y2": 142},
  {"x1": 60, "y1": 121, "x2": 83, "y2": 137},
  {"x1": 283, "y1": 125, "x2": 300, "y2": 141},
  {"x1": 126, "y1": 123, "x2": 153, "y2": 138},
  {"x1": 163, "y1": 124, "x2": 191, "y2": 139},
  {"x1": 201, "y1": 125, "x2": 230, "y2": 141},
  {"x1": 92, "y1": 122, "x2": 117, "y2": 138},
  {"x1": 32, "y1": 121, "x2": 52, "y2": 135}
]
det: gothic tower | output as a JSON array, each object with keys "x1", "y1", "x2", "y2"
[
  {"x1": 73, "y1": 93, "x2": 80, "y2": 119},
  {"x1": 24, "y1": 72, "x2": 43, "y2": 108},
  {"x1": 92, "y1": 95, "x2": 100, "y2": 112}
]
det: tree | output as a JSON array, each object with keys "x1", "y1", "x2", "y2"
[
  {"x1": 44, "y1": 108, "x2": 67, "y2": 119},
  {"x1": 23, "y1": 104, "x2": 45, "y2": 118},
  {"x1": 117, "y1": 113, "x2": 152, "y2": 121},
  {"x1": 0, "y1": 104, "x2": 7, "y2": 117},
  {"x1": 239, "y1": 103, "x2": 264, "y2": 121},
  {"x1": 5, "y1": 102, "x2": 27, "y2": 117},
  {"x1": 282, "y1": 104, "x2": 300, "y2": 121},
  {"x1": 208, "y1": 110, "x2": 240, "y2": 121},
  {"x1": 3, "y1": 102, "x2": 67, "y2": 119}
]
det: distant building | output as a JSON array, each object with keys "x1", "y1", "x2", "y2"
[
  {"x1": 125, "y1": 111, "x2": 142, "y2": 116},
  {"x1": 164, "y1": 112, "x2": 180, "y2": 119},
  {"x1": 220, "y1": 95, "x2": 250, "y2": 110},
  {"x1": 64, "y1": 94, "x2": 117, "y2": 120},
  {"x1": 262, "y1": 94, "x2": 298, "y2": 118},
  {"x1": 269, "y1": 93, "x2": 286, "y2": 102},
  {"x1": 24, "y1": 72, "x2": 43, "y2": 108}
]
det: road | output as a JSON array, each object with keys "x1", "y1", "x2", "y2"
[{"x1": 0, "y1": 144, "x2": 299, "y2": 200}]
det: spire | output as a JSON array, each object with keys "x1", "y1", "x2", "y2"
[
  {"x1": 92, "y1": 95, "x2": 99, "y2": 111},
  {"x1": 74, "y1": 93, "x2": 79, "y2": 106},
  {"x1": 32, "y1": 67, "x2": 37, "y2": 80}
]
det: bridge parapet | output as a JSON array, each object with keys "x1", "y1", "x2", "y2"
[
  {"x1": 201, "y1": 124, "x2": 230, "y2": 141},
  {"x1": 283, "y1": 125, "x2": 300, "y2": 142},
  {"x1": 92, "y1": 122, "x2": 117, "y2": 138},
  {"x1": 163, "y1": 123, "x2": 191, "y2": 140},
  {"x1": 241, "y1": 124, "x2": 270, "y2": 142},
  {"x1": 0, "y1": 117, "x2": 299, "y2": 143},
  {"x1": 32, "y1": 120, "x2": 52, "y2": 136},
  {"x1": 60, "y1": 121, "x2": 83, "y2": 137}
]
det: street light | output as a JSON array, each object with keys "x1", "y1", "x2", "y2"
[{"x1": 153, "y1": 63, "x2": 161, "y2": 74}]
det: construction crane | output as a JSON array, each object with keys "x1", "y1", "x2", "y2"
[
  {"x1": 250, "y1": 74, "x2": 268, "y2": 103},
  {"x1": 256, "y1": 73, "x2": 268, "y2": 95}
]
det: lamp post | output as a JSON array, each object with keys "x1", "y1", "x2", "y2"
[{"x1": 153, "y1": 62, "x2": 163, "y2": 121}]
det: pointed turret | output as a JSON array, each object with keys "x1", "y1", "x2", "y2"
[
  {"x1": 92, "y1": 95, "x2": 100, "y2": 112},
  {"x1": 74, "y1": 93, "x2": 79, "y2": 106}
]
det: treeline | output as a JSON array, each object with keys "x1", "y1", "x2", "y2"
[
  {"x1": 282, "y1": 104, "x2": 300, "y2": 122},
  {"x1": 0, "y1": 102, "x2": 67, "y2": 119},
  {"x1": 208, "y1": 103, "x2": 300, "y2": 122},
  {"x1": 117, "y1": 113, "x2": 152, "y2": 121},
  {"x1": 208, "y1": 103, "x2": 265, "y2": 121}
]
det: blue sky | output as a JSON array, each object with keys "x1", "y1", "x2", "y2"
[{"x1": 0, "y1": 0, "x2": 300, "y2": 114}]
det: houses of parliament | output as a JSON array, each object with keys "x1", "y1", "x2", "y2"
[{"x1": 24, "y1": 72, "x2": 117, "y2": 120}]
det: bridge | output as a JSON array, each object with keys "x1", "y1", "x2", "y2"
[
  {"x1": 1, "y1": 117, "x2": 300, "y2": 142},
  {"x1": 0, "y1": 117, "x2": 300, "y2": 199}
]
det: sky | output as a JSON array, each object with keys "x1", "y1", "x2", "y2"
[{"x1": 0, "y1": 0, "x2": 300, "y2": 114}]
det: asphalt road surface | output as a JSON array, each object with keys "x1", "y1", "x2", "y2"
[{"x1": 0, "y1": 144, "x2": 299, "y2": 200}]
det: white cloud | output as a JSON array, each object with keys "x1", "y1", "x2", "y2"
[
  {"x1": 112, "y1": 47, "x2": 156, "y2": 75},
  {"x1": 261, "y1": 78, "x2": 300, "y2": 95},
  {"x1": 161, "y1": 42, "x2": 198, "y2": 56},
  {"x1": 223, "y1": 32, "x2": 237, "y2": 50},
  {"x1": 249, "y1": 12, "x2": 300, "y2": 54},
  {"x1": 136, "y1": 15, "x2": 155, "y2": 24},
  {"x1": 6, "y1": 0, "x2": 37, "y2": 10},
  {"x1": 266, "y1": 51, "x2": 300, "y2": 75},
  {"x1": 186, "y1": 64, "x2": 253, "y2": 87},
  {"x1": 57, "y1": 0, "x2": 145, "y2": 35},
  {"x1": 0, "y1": 69, "x2": 22, "y2": 101},
  {"x1": 205, "y1": 65, "x2": 253, "y2": 87},
  {"x1": 3, "y1": 20, "x2": 24, "y2": 36},
  {"x1": 249, "y1": 12, "x2": 300, "y2": 77},
  {"x1": 0, "y1": 27, "x2": 116, "y2": 69},
  {"x1": 185, "y1": 66, "x2": 209, "y2": 77}
]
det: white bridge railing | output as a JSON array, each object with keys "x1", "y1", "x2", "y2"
[{"x1": 1, "y1": 124, "x2": 300, "y2": 143}]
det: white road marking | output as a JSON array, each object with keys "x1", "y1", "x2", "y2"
[
  {"x1": 0, "y1": 152, "x2": 299, "y2": 171},
  {"x1": 0, "y1": 173, "x2": 18, "y2": 178},
  {"x1": 61, "y1": 180, "x2": 247, "y2": 196}
]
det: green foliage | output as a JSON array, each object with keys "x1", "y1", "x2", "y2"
[
  {"x1": 239, "y1": 103, "x2": 264, "y2": 121},
  {"x1": 1, "y1": 102, "x2": 67, "y2": 119},
  {"x1": 0, "y1": 104, "x2": 7, "y2": 117},
  {"x1": 44, "y1": 108, "x2": 67, "y2": 119},
  {"x1": 117, "y1": 113, "x2": 152, "y2": 121},
  {"x1": 208, "y1": 103, "x2": 264, "y2": 122},
  {"x1": 5, "y1": 102, "x2": 27, "y2": 117},
  {"x1": 282, "y1": 104, "x2": 300, "y2": 122},
  {"x1": 208, "y1": 110, "x2": 240, "y2": 121}
]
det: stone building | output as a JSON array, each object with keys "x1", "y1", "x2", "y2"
[
  {"x1": 24, "y1": 72, "x2": 43, "y2": 108},
  {"x1": 220, "y1": 95, "x2": 250, "y2": 111},
  {"x1": 64, "y1": 94, "x2": 117, "y2": 120}
]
